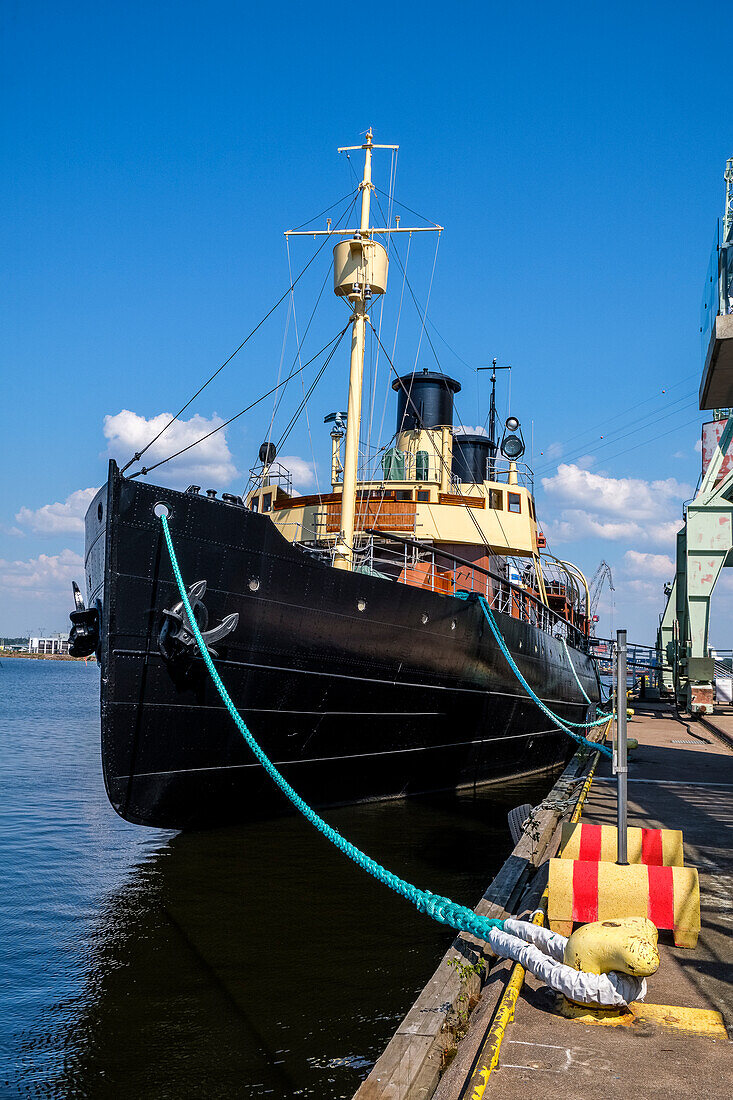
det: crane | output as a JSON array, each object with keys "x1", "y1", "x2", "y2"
[{"x1": 589, "y1": 560, "x2": 615, "y2": 631}]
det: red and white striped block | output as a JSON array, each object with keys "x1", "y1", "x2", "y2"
[
  {"x1": 559, "y1": 822, "x2": 684, "y2": 866},
  {"x1": 547, "y1": 859, "x2": 700, "y2": 948}
]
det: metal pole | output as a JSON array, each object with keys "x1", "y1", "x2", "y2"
[{"x1": 616, "y1": 628, "x2": 628, "y2": 865}]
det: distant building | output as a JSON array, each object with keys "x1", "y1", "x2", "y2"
[{"x1": 28, "y1": 634, "x2": 70, "y2": 656}]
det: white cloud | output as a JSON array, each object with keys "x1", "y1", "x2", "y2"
[
  {"x1": 16, "y1": 488, "x2": 98, "y2": 535},
  {"x1": 542, "y1": 464, "x2": 691, "y2": 520},
  {"x1": 547, "y1": 511, "x2": 645, "y2": 543},
  {"x1": 575, "y1": 454, "x2": 596, "y2": 470},
  {"x1": 456, "y1": 425, "x2": 489, "y2": 437},
  {"x1": 540, "y1": 464, "x2": 688, "y2": 548},
  {"x1": 694, "y1": 438, "x2": 702, "y2": 454},
  {"x1": 0, "y1": 549, "x2": 83, "y2": 597},
  {"x1": 104, "y1": 409, "x2": 239, "y2": 488},
  {"x1": 278, "y1": 455, "x2": 317, "y2": 494},
  {"x1": 624, "y1": 550, "x2": 674, "y2": 579},
  {"x1": 539, "y1": 441, "x2": 563, "y2": 460}
]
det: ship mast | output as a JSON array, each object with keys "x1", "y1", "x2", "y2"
[
  {"x1": 285, "y1": 131, "x2": 442, "y2": 570},
  {"x1": 334, "y1": 130, "x2": 374, "y2": 570}
]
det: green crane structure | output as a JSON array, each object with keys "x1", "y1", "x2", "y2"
[
  {"x1": 657, "y1": 418, "x2": 733, "y2": 712},
  {"x1": 657, "y1": 156, "x2": 733, "y2": 713}
]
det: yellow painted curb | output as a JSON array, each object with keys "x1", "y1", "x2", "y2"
[
  {"x1": 461, "y1": 906, "x2": 545, "y2": 1098},
  {"x1": 459, "y1": 747, "x2": 604, "y2": 1097},
  {"x1": 559, "y1": 998, "x2": 727, "y2": 1039}
]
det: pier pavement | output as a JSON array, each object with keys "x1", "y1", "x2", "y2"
[{"x1": 477, "y1": 700, "x2": 732, "y2": 1099}]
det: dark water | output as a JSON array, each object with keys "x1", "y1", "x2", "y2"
[{"x1": 2, "y1": 659, "x2": 556, "y2": 1098}]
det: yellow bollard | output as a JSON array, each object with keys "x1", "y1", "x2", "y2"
[
  {"x1": 547, "y1": 859, "x2": 700, "y2": 948},
  {"x1": 563, "y1": 917, "x2": 660, "y2": 976}
]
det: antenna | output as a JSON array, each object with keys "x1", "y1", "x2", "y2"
[{"x1": 477, "y1": 360, "x2": 511, "y2": 479}]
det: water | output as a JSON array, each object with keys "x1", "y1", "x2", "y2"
[{"x1": 2, "y1": 659, "x2": 557, "y2": 1098}]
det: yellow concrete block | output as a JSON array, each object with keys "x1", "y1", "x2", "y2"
[
  {"x1": 560, "y1": 999, "x2": 727, "y2": 1039},
  {"x1": 559, "y1": 822, "x2": 684, "y2": 866},
  {"x1": 547, "y1": 859, "x2": 700, "y2": 948}
]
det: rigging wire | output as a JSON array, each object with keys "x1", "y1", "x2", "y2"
[
  {"x1": 366, "y1": 316, "x2": 519, "y2": 562},
  {"x1": 533, "y1": 372, "x2": 700, "y2": 472},
  {"x1": 126, "y1": 324, "x2": 351, "y2": 479},
  {"x1": 578, "y1": 413, "x2": 702, "y2": 469},
  {"x1": 290, "y1": 190, "x2": 360, "y2": 232},
  {"x1": 120, "y1": 189, "x2": 358, "y2": 475},
  {"x1": 533, "y1": 394, "x2": 698, "y2": 476},
  {"x1": 264, "y1": 296, "x2": 293, "y2": 448},
  {"x1": 412, "y1": 231, "x2": 441, "y2": 373},
  {"x1": 375, "y1": 229, "x2": 412, "y2": 454},
  {"x1": 373, "y1": 186, "x2": 442, "y2": 228},
  {"x1": 368, "y1": 186, "x2": 526, "y2": 566},
  {"x1": 366, "y1": 148, "x2": 398, "y2": 468},
  {"x1": 274, "y1": 328, "x2": 350, "y2": 454},
  {"x1": 369, "y1": 190, "x2": 447, "y2": 447},
  {"x1": 285, "y1": 235, "x2": 336, "y2": 496},
  {"x1": 265, "y1": 262, "x2": 333, "y2": 445},
  {"x1": 270, "y1": 194, "x2": 359, "y2": 436}
]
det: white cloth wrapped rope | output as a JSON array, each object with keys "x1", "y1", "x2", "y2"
[{"x1": 489, "y1": 918, "x2": 647, "y2": 1008}]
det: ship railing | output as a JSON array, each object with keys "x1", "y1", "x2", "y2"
[
  {"x1": 247, "y1": 460, "x2": 293, "y2": 495},
  {"x1": 290, "y1": 527, "x2": 585, "y2": 646},
  {"x1": 356, "y1": 450, "x2": 443, "y2": 484},
  {"x1": 457, "y1": 458, "x2": 535, "y2": 493},
  {"x1": 591, "y1": 637, "x2": 659, "y2": 675},
  {"x1": 358, "y1": 530, "x2": 586, "y2": 648}
]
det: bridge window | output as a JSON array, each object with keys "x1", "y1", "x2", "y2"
[
  {"x1": 417, "y1": 490, "x2": 430, "y2": 502},
  {"x1": 488, "y1": 489, "x2": 503, "y2": 510},
  {"x1": 508, "y1": 492, "x2": 521, "y2": 514},
  {"x1": 395, "y1": 490, "x2": 414, "y2": 501},
  {"x1": 262, "y1": 492, "x2": 273, "y2": 513}
]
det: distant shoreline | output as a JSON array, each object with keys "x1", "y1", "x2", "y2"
[{"x1": 0, "y1": 652, "x2": 96, "y2": 663}]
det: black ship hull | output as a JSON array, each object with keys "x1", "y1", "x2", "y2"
[{"x1": 82, "y1": 461, "x2": 601, "y2": 830}]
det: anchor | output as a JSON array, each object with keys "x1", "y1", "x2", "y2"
[
  {"x1": 68, "y1": 581, "x2": 100, "y2": 658},
  {"x1": 159, "y1": 579, "x2": 238, "y2": 661}
]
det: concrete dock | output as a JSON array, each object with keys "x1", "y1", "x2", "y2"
[
  {"x1": 469, "y1": 701, "x2": 732, "y2": 1099},
  {"x1": 359, "y1": 701, "x2": 733, "y2": 1099}
]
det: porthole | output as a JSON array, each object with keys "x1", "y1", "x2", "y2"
[
  {"x1": 421, "y1": 612, "x2": 429, "y2": 624},
  {"x1": 357, "y1": 598, "x2": 367, "y2": 612},
  {"x1": 153, "y1": 501, "x2": 170, "y2": 519},
  {"x1": 97, "y1": 502, "x2": 103, "y2": 523},
  {"x1": 248, "y1": 578, "x2": 260, "y2": 592}
]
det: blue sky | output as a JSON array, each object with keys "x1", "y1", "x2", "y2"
[{"x1": 1, "y1": 1, "x2": 731, "y2": 642}]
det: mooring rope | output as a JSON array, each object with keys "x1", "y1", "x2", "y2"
[
  {"x1": 455, "y1": 593, "x2": 612, "y2": 758},
  {"x1": 562, "y1": 636, "x2": 593, "y2": 705},
  {"x1": 160, "y1": 514, "x2": 505, "y2": 940}
]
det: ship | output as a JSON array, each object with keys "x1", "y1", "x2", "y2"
[{"x1": 69, "y1": 131, "x2": 602, "y2": 829}]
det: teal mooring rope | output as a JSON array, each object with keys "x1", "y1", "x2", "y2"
[
  {"x1": 160, "y1": 514, "x2": 505, "y2": 941},
  {"x1": 454, "y1": 593, "x2": 612, "y2": 758}
]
